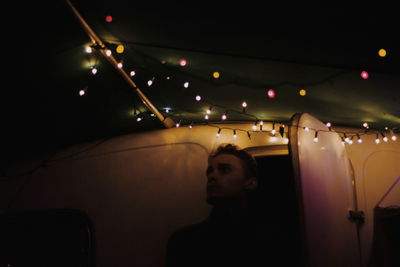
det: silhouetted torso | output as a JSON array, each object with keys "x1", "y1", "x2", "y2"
[{"x1": 166, "y1": 205, "x2": 287, "y2": 267}]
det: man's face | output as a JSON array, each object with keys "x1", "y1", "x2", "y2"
[{"x1": 206, "y1": 153, "x2": 249, "y2": 205}]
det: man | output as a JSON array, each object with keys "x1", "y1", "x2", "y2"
[{"x1": 165, "y1": 144, "x2": 281, "y2": 267}]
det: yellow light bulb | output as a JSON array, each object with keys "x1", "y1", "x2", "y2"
[
  {"x1": 116, "y1": 44, "x2": 124, "y2": 54},
  {"x1": 378, "y1": 48, "x2": 386, "y2": 57},
  {"x1": 299, "y1": 89, "x2": 307, "y2": 96},
  {"x1": 213, "y1": 72, "x2": 220, "y2": 79}
]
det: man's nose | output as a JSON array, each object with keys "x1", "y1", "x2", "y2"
[{"x1": 207, "y1": 176, "x2": 217, "y2": 184}]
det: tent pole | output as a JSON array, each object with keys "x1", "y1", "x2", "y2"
[{"x1": 64, "y1": 0, "x2": 175, "y2": 128}]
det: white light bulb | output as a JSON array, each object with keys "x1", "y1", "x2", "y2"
[
  {"x1": 184, "y1": 82, "x2": 189, "y2": 88},
  {"x1": 106, "y1": 49, "x2": 112, "y2": 56},
  {"x1": 85, "y1": 46, "x2": 92, "y2": 53},
  {"x1": 79, "y1": 90, "x2": 85, "y2": 96},
  {"x1": 91, "y1": 67, "x2": 97, "y2": 75},
  {"x1": 195, "y1": 95, "x2": 201, "y2": 101},
  {"x1": 130, "y1": 70, "x2": 136, "y2": 76},
  {"x1": 117, "y1": 62, "x2": 123, "y2": 68},
  {"x1": 222, "y1": 114, "x2": 227, "y2": 120},
  {"x1": 392, "y1": 135, "x2": 397, "y2": 141}
]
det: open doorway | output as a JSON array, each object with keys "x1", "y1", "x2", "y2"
[{"x1": 253, "y1": 155, "x2": 305, "y2": 266}]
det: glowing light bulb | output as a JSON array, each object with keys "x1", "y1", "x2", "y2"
[
  {"x1": 392, "y1": 135, "x2": 397, "y2": 141},
  {"x1": 130, "y1": 70, "x2": 136, "y2": 76},
  {"x1": 204, "y1": 114, "x2": 209, "y2": 120},
  {"x1": 136, "y1": 117, "x2": 142, "y2": 122},
  {"x1": 361, "y1": 71, "x2": 369, "y2": 79},
  {"x1": 147, "y1": 79, "x2": 153, "y2": 86},
  {"x1": 85, "y1": 46, "x2": 93, "y2": 53},
  {"x1": 79, "y1": 89, "x2": 85, "y2": 96},
  {"x1": 326, "y1": 122, "x2": 331, "y2": 128},
  {"x1": 195, "y1": 95, "x2": 201, "y2": 101},
  {"x1": 106, "y1": 49, "x2": 112, "y2": 56},
  {"x1": 91, "y1": 67, "x2": 97, "y2": 75},
  {"x1": 378, "y1": 48, "x2": 387, "y2": 57},
  {"x1": 299, "y1": 89, "x2": 307, "y2": 96},
  {"x1": 216, "y1": 129, "x2": 221, "y2": 137},
  {"x1": 357, "y1": 134, "x2": 362, "y2": 144},
  {"x1": 213, "y1": 72, "x2": 220, "y2": 78},
  {"x1": 233, "y1": 130, "x2": 237, "y2": 139},
  {"x1": 179, "y1": 59, "x2": 187, "y2": 66},
  {"x1": 363, "y1": 122, "x2": 369, "y2": 128},
  {"x1": 267, "y1": 89, "x2": 275, "y2": 98},
  {"x1": 116, "y1": 45, "x2": 124, "y2": 54},
  {"x1": 221, "y1": 113, "x2": 227, "y2": 120},
  {"x1": 304, "y1": 127, "x2": 309, "y2": 131},
  {"x1": 105, "y1": 15, "x2": 113, "y2": 23},
  {"x1": 117, "y1": 62, "x2": 123, "y2": 68},
  {"x1": 313, "y1": 131, "x2": 319, "y2": 143},
  {"x1": 252, "y1": 125, "x2": 257, "y2": 131},
  {"x1": 375, "y1": 134, "x2": 380, "y2": 144},
  {"x1": 183, "y1": 82, "x2": 189, "y2": 88},
  {"x1": 242, "y1": 101, "x2": 247, "y2": 108}
]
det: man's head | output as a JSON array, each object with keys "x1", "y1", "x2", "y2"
[{"x1": 206, "y1": 144, "x2": 258, "y2": 205}]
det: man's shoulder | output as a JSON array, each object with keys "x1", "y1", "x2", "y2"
[{"x1": 168, "y1": 220, "x2": 209, "y2": 241}]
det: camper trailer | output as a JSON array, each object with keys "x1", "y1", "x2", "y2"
[{"x1": 1, "y1": 113, "x2": 399, "y2": 267}]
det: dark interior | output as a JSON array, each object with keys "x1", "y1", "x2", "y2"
[
  {"x1": 0, "y1": 209, "x2": 95, "y2": 267},
  {"x1": 254, "y1": 155, "x2": 305, "y2": 266}
]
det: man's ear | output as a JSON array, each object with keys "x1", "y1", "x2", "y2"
[{"x1": 244, "y1": 177, "x2": 258, "y2": 191}]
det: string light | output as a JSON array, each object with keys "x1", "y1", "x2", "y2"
[
  {"x1": 221, "y1": 112, "x2": 227, "y2": 120},
  {"x1": 216, "y1": 128, "x2": 221, "y2": 137},
  {"x1": 326, "y1": 122, "x2": 332, "y2": 131},
  {"x1": 105, "y1": 49, "x2": 112, "y2": 56},
  {"x1": 357, "y1": 134, "x2": 362, "y2": 144},
  {"x1": 183, "y1": 82, "x2": 189, "y2": 88},
  {"x1": 105, "y1": 15, "x2": 113, "y2": 23},
  {"x1": 147, "y1": 77, "x2": 155, "y2": 86},
  {"x1": 259, "y1": 120, "x2": 263, "y2": 131},
  {"x1": 116, "y1": 44, "x2": 124, "y2": 54},
  {"x1": 267, "y1": 89, "x2": 275, "y2": 98},
  {"x1": 252, "y1": 121, "x2": 257, "y2": 131},
  {"x1": 299, "y1": 89, "x2": 307, "y2": 96},
  {"x1": 233, "y1": 129, "x2": 237, "y2": 138},
  {"x1": 313, "y1": 131, "x2": 319, "y2": 143},
  {"x1": 117, "y1": 62, "x2": 123, "y2": 69},
  {"x1": 213, "y1": 72, "x2": 220, "y2": 79},
  {"x1": 206, "y1": 106, "x2": 213, "y2": 114},
  {"x1": 271, "y1": 122, "x2": 276, "y2": 136},
  {"x1": 91, "y1": 66, "x2": 97, "y2": 75},
  {"x1": 130, "y1": 70, "x2": 136, "y2": 77},
  {"x1": 375, "y1": 133, "x2": 380, "y2": 144},
  {"x1": 361, "y1": 71, "x2": 369, "y2": 79},
  {"x1": 195, "y1": 95, "x2": 201, "y2": 101},
  {"x1": 381, "y1": 132, "x2": 388, "y2": 142},
  {"x1": 242, "y1": 101, "x2": 247, "y2": 113},
  {"x1": 85, "y1": 46, "x2": 93, "y2": 53},
  {"x1": 378, "y1": 48, "x2": 387, "y2": 57},
  {"x1": 179, "y1": 59, "x2": 187, "y2": 66}
]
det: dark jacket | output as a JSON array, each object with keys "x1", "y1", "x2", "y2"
[{"x1": 165, "y1": 206, "x2": 288, "y2": 267}]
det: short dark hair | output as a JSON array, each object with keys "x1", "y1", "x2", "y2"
[{"x1": 209, "y1": 144, "x2": 258, "y2": 180}]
